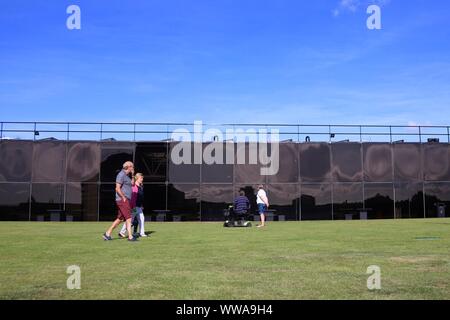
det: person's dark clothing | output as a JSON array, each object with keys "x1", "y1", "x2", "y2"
[
  {"x1": 135, "y1": 185, "x2": 144, "y2": 208},
  {"x1": 234, "y1": 195, "x2": 250, "y2": 214}
]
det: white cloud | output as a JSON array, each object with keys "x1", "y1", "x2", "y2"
[
  {"x1": 333, "y1": 0, "x2": 391, "y2": 17},
  {"x1": 340, "y1": 0, "x2": 360, "y2": 12}
]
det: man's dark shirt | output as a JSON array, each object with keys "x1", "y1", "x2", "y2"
[{"x1": 234, "y1": 195, "x2": 250, "y2": 213}]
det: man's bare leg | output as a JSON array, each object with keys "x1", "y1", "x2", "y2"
[
  {"x1": 125, "y1": 218, "x2": 133, "y2": 240},
  {"x1": 106, "y1": 219, "x2": 122, "y2": 236}
]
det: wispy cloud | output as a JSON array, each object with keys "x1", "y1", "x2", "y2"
[
  {"x1": 333, "y1": 0, "x2": 391, "y2": 17},
  {"x1": 341, "y1": 0, "x2": 360, "y2": 12},
  {"x1": 333, "y1": 0, "x2": 361, "y2": 17}
]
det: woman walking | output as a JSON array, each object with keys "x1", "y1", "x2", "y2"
[
  {"x1": 256, "y1": 184, "x2": 269, "y2": 228},
  {"x1": 119, "y1": 173, "x2": 147, "y2": 238}
]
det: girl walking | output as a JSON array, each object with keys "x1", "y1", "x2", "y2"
[{"x1": 119, "y1": 173, "x2": 147, "y2": 237}]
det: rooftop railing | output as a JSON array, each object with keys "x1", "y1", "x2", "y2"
[{"x1": 0, "y1": 121, "x2": 449, "y2": 143}]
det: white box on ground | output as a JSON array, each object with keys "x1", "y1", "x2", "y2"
[{"x1": 360, "y1": 211, "x2": 368, "y2": 220}]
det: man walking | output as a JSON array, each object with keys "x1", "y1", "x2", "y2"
[
  {"x1": 102, "y1": 161, "x2": 138, "y2": 241},
  {"x1": 256, "y1": 184, "x2": 269, "y2": 228}
]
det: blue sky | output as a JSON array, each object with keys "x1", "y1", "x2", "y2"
[{"x1": 0, "y1": 0, "x2": 449, "y2": 125}]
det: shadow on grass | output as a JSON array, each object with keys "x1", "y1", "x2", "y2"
[{"x1": 103, "y1": 231, "x2": 156, "y2": 241}]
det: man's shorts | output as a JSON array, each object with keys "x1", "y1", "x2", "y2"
[
  {"x1": 257, "y1": 203, "x2": 267, "y2": 214},
  {"x1": 116, "y1": 199, "x2": 132, "y2": 221}
]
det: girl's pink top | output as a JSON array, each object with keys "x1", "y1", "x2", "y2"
[{"x1": 130, "y1": 185, "x2": 138, "y2": 209}]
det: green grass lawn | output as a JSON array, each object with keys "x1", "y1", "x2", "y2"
[{"x1": 0, "y1": 219, "x2": 449, "y2": 300}]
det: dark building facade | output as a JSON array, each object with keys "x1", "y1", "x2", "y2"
[{"x1": 0, "y1": 140, "x2": 449, "y2": 221}]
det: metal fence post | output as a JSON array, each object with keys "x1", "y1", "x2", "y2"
[{"x1": 447, "y1": 126, "x2": 449, "y2": 143}]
